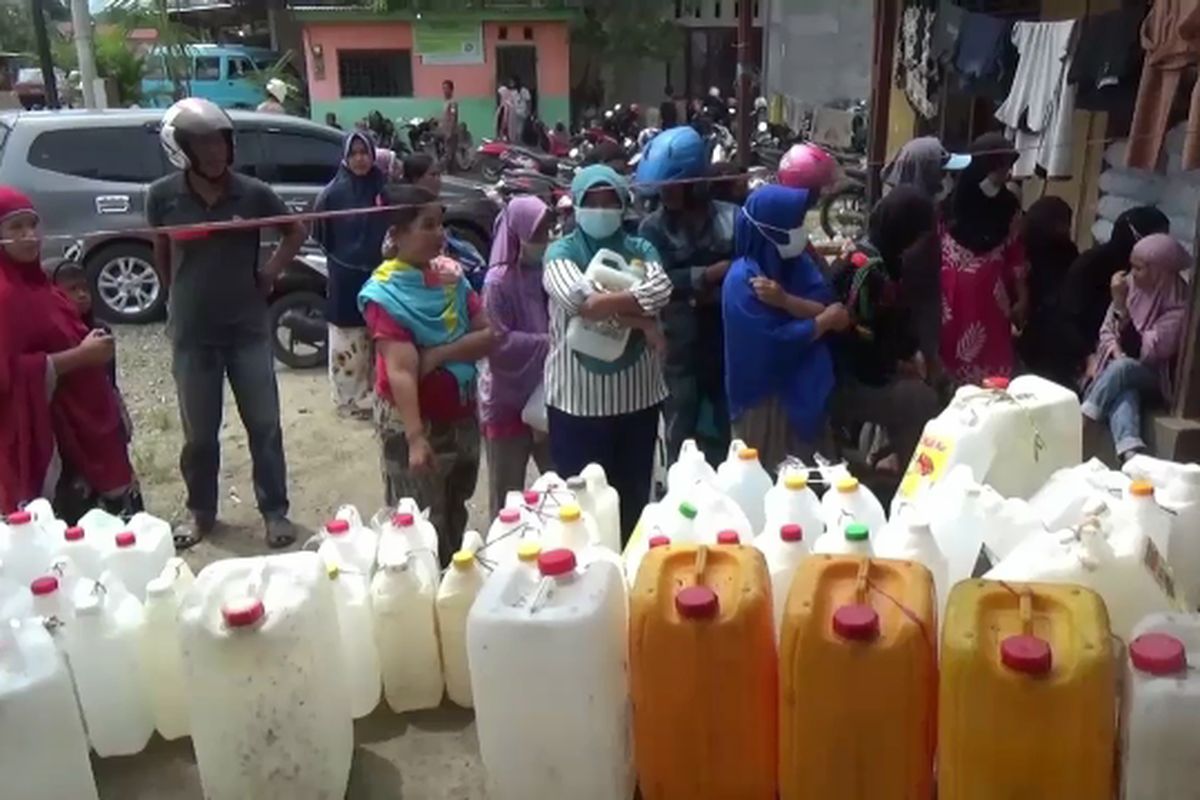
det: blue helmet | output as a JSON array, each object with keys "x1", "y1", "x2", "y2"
[{"x1": 635, "y1": 126, "x2": 708, "y2": 197}]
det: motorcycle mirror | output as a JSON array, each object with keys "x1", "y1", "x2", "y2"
[{"x1": 757, "y1": 121, "x2": 769, "y2": 133}]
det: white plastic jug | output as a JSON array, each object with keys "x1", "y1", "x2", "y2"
[
  {"x1": 1124, "y1": 456, "x2": 1200, "y2": 608},
  {"x1": 623, "y1": 532, "x2": 674, "y2": 584},
  {"x1": 67, "y1": 573, "x2": 154, "y2": 757},
  {"x1": 101, "y1": 513, "x2": 174, "y2": 599},
  {"x1": 531, "y1": 471, "x2": 570, "y2": 494},
  {"x1": 668, "y1": 438, "x2": 718, "y2": 495},
  {"x1": 0, "y1": 560, "x2": 34, "y2": 621},
  {"x1": 895, "y1": 374, "x2": 1082, "y2": 507},
  {"x1": 0, "y1": 618, "x2": 99, "y2": 800},
  {"x1": 821, "y1": 475, "x2": 887, "y2": 536},
  {"x1": 543, "y1": 505, "x2": 620, "y2": 569},
  {"x1": 644, "y1": 500, "x2": 701, "y2": 544},
  {"x1": 874, "y1": 509, "x2": 949, "y2": 614},
  {"x1": 580, "y1": 463, "x2": 622, "y2": 553},
  {"x1": 371, "y1": 549, "x2": 444, "y2": 713},
  {"x1": 1121, "y1": 613, "x2": 1200, "y2": 799},
  {"x1": 468, "y1": 549, "x2": 632, "y2": 800},
  {"x1": 1028, "y1": 459, "x2": 1128, "y2": 532},
  {"x1": 565, "y1": 249, "x2": 645, "y2": 362},
  {"x1": 985, "y1": 505, "x2": 1183, "y2": 639},
  {"x1": 140, "y1": 558, "x2": 195, "y2": 741},
  {"x1": 716, "y1": 443, "x2": 773, "y2": 535},
  {"x1": 437, "y1": 548, "x2": 487, "y2": 708},
  {"x1": 23, "y1": 498, "x2": 66, "y2": 540},
  {"x1": 56, "y1": 525, "x2": 107, "y2": 580},
  {"x1": 812, "y1": 522, "x2": 874, "y2": 557},
  {"x1": 483, "y1": 506, "x2": 538, "y2": 565},
  {"x1": 318, "y1": 510, "x2": 379, "y2": 576},
  {"x1": 376, "y1": 507, "x2": 440, "y2": 584},
  {"x1": 762, "y1": 469, "x2": 824, "y2": 542},
  {"x1": 179, "y1": 552, "x2": 352, "y2": 800},
  {"x1": 754, "y1": 522, "x2": 809, "y2": 637},
  {"x1": 0, "y1": 510, "x2": 53, "y2": 586},
  {"x1": 325, "y1": 559, "x2": 382, "y2": 720},
  {"x1": 77, "y1": 507, "x2": 126, "y2": 540}
]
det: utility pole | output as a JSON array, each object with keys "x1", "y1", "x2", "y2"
[
  {"x1": 29, "y1": 0, "x2": 60, "y2": 109},
  {"x1": 735, "y1": 0, "x2": 753, "y2": 170},
  {"x1": 70, "y1": 0, "x2": 99, "y2": 108}
]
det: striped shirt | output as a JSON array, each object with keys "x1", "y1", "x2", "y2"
[{"x1": 543, "y1": 252, "x2": 673, "y2": 417}]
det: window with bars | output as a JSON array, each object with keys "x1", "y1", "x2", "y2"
[{"x1": 338, "y1": 49, "x2": 414, "y2": 98}]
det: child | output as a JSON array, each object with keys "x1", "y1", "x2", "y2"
[{"x1": 50, "y1": 260, "x2": 133, "y2": 441}]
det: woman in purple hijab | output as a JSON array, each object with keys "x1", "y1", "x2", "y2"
[{"x1": 479, "y1": 195, "x2": 555, "y2": 517}]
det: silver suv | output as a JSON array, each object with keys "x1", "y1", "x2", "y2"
[{"x1": 0, "y1": 109, "x2": 498, "y2": 323}]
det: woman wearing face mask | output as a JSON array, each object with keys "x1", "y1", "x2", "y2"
[
  {"x1": 939, "y1": 132, "x2": 1028, "y2": 385},
  {"x1": 312, "y1": 130, "x2": 390, "y2": 418},
  {"x1": 479, "y1": 195, "x2": 554, "y2": 519},
  {"x1": 0, "y1": 187, "x2": 139, "y2": 517},
  {"x1": 723, "y1": 185, "x2": 852, "y2": 471},
  {"x1": 543, "y1": 165, "x2": 672, "y2": 544},
  {"x1": 399, "y1": 153, "x2": 489, "y2": 291},
  {"x1": 637, "y1": 126, "x2": 737, "y2": 466},
  {"x1": 1082, "y1": 234, "x2": 1190, "y2": 461},
  {"x1": 358, "y1": 185, "x2": 493, "y2": 563}
]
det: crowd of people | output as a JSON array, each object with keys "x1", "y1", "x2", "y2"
[{"x1": 0, "y1": 96, "x2": 1194, "y2": 565}]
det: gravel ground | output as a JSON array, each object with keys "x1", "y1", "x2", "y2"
[{"x1": 101, "y1": 322, "x2": 491, "y2": 799}]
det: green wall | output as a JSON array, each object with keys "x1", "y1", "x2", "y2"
[{"x1": 312, "y1": 96, "x2": 570, "y2": 144}]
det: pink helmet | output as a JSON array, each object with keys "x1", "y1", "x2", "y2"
[{"x1": 778, "y1": 144, "x2": 839, "y2": 192}]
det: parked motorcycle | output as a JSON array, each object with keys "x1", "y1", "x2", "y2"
[
  {"x1": 819, "y1": 159, "x2": 867, "y2": 241},
  {"x1": 268, "y1": 252, "x2": 328, "y2": 370}
]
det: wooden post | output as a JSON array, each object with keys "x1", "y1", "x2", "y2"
[
  {"x1": 1174, "y1": 234, "x2": 1200, "y2": 419},
  {"x1": 736, "y1": 0, "x2": 753, "y2": 171},
  {"x1": 29, "y1": 0, "x2": 59, "y2": 109},
  {"x1": 867, "y1": 0, "x2": 898, "y2": 203}
]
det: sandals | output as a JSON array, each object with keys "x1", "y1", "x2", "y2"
[
  {"x1": 265, "y1": 517, "x2": 300, "y2": 550},
  {"x1": 174, "y1": 515, "x2": 215, "y2": 551}
]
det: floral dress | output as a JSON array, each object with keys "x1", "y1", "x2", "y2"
[{"x1": 939, "y1": 228, "x2": 1025, "y2": 385}]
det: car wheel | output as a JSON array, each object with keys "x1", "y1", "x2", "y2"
[
  {"x1": 86, "y1": 242, "x2": 166, "y2": 324},
  {"x1": 268, "y1": 290, "x2": 328, "y2": 370}
]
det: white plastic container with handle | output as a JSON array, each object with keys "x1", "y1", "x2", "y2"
[
  {"x1": 67, "y1": 573, "x2": 155, "y2": 757},
  {"x1": 1125, "y1": 456, "x2": 1200, "y2": 607},
  {"x1": 0, "y1": 510, "x2": 53, "y2": 586},
  {"x1": 178, "y1": 552, "x2": 352, "y2": 800},
  {"x1": 580, "y1": 463, "x2": 622, "y2": 553},
  {"x1": 376, "y1": 505, "x2": 440, "y2": 581},
  {"x1": 371, "y1": 547, "x2": 444, "y2": 713},
  {"x1": 1121, "y1": 613, "x2": 1200, "y2": 799},
  {"x1": 821, "y1": 475, "x2": 887, "y2": 536},
  {"x1": 100, "y1": 513, "x2": 174, "y2": 600},
  {"x1": 668, "y1": 439, "x2": 718, "y2": 495},
  {"x1": 0, "y1": 618, "x2": 99, "y2": 800},
  {"x1": 874, "y1": 509, "x2": 949, "y2": 614},
  {"x1": 323, "y1": 557, "x2": 382, "y2": 720},
  {"x1": 565, "y1": 248, "x2": 645, "y2": 362},
  {"x1": 437, "y1": 548, "x2": 488, "y2": 708},
  {"x1": 761, "y1": 469, "x2": 824, "y2": 542},
  {"x1": 140, "y1": 558, "x2": 195, "y2": 741},
  {"x1": 468, "y1": 549, "x2": 632, "y2": 800},
  {"x1": 754, "y1": 522, "x2": 809, "y2": 638},
  {"x1": 318, "y1": 509, "x2": 379, "y2": 576},
  {"x1": 715, "y1": 443, "x2": 773, "y2": 535}
]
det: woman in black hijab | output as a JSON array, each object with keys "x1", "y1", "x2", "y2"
[
  {"x1": 1062, "y1": 205, "x2": 1171, "y2": 357},
  {"x1": 1016, "y1": 197, "x2": 1083, "y2": 386},
  {"x1": 939, "y1": 132, "x2": 1027, "y2": 384}
]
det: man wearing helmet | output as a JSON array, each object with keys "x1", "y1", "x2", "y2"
[
  {"x1": 258, "y1": 78, "x2": 289, "y2": 114},
  {"x1": 637, "y1": 126, "x2": 737, "y2": 465},
  {"x1": 147, "y1": 98, "x2": 306, "y2": 549}
]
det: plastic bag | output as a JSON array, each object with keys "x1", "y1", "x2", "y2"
[{"x1": 521, "y1": 384, "x2": 548, "y2": 432}]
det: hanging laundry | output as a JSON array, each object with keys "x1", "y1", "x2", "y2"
[
  {"x1": 995, "y1": 19, "x2": 1079, "y2": 179},
  {"x1": 1067, "y1": 6, "x2": 1146, "y2": 112},
  {"x1": 953, "y1": 11, "x2": 1017, "y2": 100},
  {"x1": 897, "y1": 0, "x2": 940, "y2": 119},
  {"x1": 1126, "y1": 0, "x2": 1200, "y2": 172}
]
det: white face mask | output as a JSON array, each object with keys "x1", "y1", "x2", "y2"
[
  {"x1": 745, "y1": 210, "x2": 809, "y2": 259},
  {"x1": 978, "y1": 176, "x2": 1003, "y2": 198},
  {"x1": 576, "y1": 208, "x2": 623, "y2": 240}
]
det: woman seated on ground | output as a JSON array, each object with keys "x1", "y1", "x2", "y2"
[
  {"x1": 0, "y1": 187, "x2": 140, "y2": 520},
  {"x1": 1082, "y1": 233, "x2": 1191, "y2": 462},
  {"x1": 400, "y1": 153, "x2": 489, "y2": 290},
  {"x1": 826, "y1": 186, "x2": 942, "y2": 472},
  {"x1": 358, "y1": 185, "x2": 493, "y2": 564},
  {"x1": 1016, "y1": 196, "x2": 1085, "y2": 388},
  {"x1": 723, "y1": 184, "x2": 851, "y2": 472},
  {"x1": 543, "y1": 165, "x2": 672, "y2": 545},
  {"x1": 939, "y1": 133, "x2": 1028, "y2": 385},
  {"x1": 480, "y1": 195, "x2": 554, "y2": 520}
]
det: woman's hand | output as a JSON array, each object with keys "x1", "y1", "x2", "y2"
[
  {"x1": 704, "y1": 259, "x2": 732, "y2": 286},
  {"x1": 407, "y1": 432, "x2": 435, "y2": 473},
  {"x1": 1111, "y1": 271, "x2": 1130, "y2": 309},
  {"x1": 815, "y1": 303, "x2": 852, "y2": 337},
  {"x1": 751, "y1": 277, "x2": 787, "y2": 308},
  {"x1": 418, "y1": 347, "x2": 444, "y2": 378},
  {"x1": 79, "y1": 329, "x2": 116, "y2": 366}
]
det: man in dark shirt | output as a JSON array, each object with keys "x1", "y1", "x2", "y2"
[{"x1": 148, "y1": 98, "x2": 306, "y2": 549}]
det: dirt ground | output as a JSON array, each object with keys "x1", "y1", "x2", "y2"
[{"x1": 97, "y1": 323, "x2": 489, "y2": 799}]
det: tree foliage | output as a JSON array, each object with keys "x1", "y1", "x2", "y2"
[{"x1": 0, "y1": 0, "x2": 70, "y2": 55}]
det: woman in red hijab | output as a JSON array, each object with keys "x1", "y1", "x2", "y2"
[{"x1": 0, "y1": 186, "x2": 138, "y2": 519}]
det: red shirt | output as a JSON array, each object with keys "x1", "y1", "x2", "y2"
[{"x1": 364, "y1": 294, "x2": 483, "y2": 424}]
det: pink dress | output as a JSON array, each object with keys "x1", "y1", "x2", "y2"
[{"x1": 939, "y1": 228, "x2": 1025, "y2": 385}]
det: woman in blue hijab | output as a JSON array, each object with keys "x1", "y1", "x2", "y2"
[
  {"x1": 543, "y1": 165, "x2": 672, "y2": 543},
  {"x1": 722, "y1": 185, "x2": 850, "y2": 471},
  {"x1": 313, "y1": 129, "x2": 391, "y2": 417}
]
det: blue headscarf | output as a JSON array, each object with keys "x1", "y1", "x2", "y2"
[
  {"x1": 312, "y1": 130, "x2": 390, "y2": 272},
  {"x1": 723, "y1": 185, "x2": 835, "y2": 440},
  {"x1": 546, "y1": 165, "x2": 661, "y2": 374}
]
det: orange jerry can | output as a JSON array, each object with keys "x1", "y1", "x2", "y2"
[
  {"x1": 779, "y1": 555, "x2": 937, "y2": 800},
  {"x1": 939, "y1": 580, "x2": 1116, "y2": 800},
  {"x1": 629, "y1": 542, "x2": 776, "y2": 800}
]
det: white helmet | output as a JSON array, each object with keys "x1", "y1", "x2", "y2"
[
  {"x1": 266, "y1": 77, "x2": 288, "y2": 103},
  {"x1": 160, "y1": 97, "x2": 234, "y2": 171}
]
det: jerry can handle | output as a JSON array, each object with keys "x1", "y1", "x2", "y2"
[
  {"x1": 1018, "y1": 587, "x2": 1033, "y2": 636},
  {"x1": 854, "y1": 558, "x2": 871, "y2": 605},
  {"x1": 692, "y1": 544, "x2": 709, "y2": 586}
]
